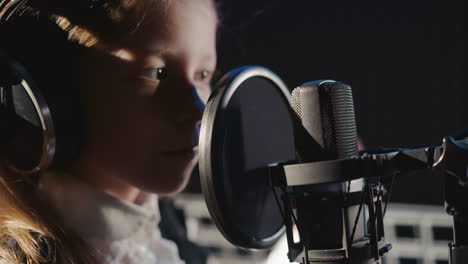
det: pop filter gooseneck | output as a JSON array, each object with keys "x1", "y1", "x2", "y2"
[{"x1": 199, "y1": 66, "x2": 296, "y2": 249}]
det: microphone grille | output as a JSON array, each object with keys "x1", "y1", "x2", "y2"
[
  {"x1": 291, "y1": 87, "x2": 303, "y2": 120},
  {"x1": 290, "y1": 81, "x2": 358, "y2": 160},
  {"x1": 320, "y1": 82, "x2": 358, "y2": 159}
]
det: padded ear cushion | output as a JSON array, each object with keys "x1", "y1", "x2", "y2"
[
  {"x1": 0, "y1": 54, "x2": 55, "y2": 173},
  {"x1": 0, "y1": 10, "x2": 84, "y2": 174}
]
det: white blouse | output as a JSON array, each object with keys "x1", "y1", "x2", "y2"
[{"x1": 36, "y1": 171, "x2": 185, "y2": 264}]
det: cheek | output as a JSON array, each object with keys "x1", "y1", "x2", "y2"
[
  {"x1": 113, "y1": 106, "x2": 163, "y2": 148},
  {"x1": 199, "y1": 86, "x2": 211, "y2": 105},
  {"x1": 85, "y1": 89, "x2": 163, "y2": 151}
]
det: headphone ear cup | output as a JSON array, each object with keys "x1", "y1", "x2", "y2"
[
  {"x1": 6, "y1": 107, "x2": 45, "y2": 173},
  {"x1": 0, "y1": 55, "x2": 56, "y2": 174}
]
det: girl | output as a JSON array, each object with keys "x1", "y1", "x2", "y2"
[{"x1": 0, "y1": 0, "x2": 218, "y2": 263}]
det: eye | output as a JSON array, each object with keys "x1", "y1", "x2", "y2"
[
  {"x1": 142, "y1": 67, "x2": 167, "y2": 81},
  {"x1": 195, "y1": 70, "x2": 212, "y2": 82}
]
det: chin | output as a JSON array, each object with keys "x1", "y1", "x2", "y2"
[{"x1": 141, "y1": 155, "x2": 198, "y2": 195}]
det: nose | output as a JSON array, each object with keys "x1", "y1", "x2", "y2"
[
  {"x1": 155, "y1": 70, "x2": 208, "y2": 129},
  {"x1": 173, "y1": 81, "x2": 206, "y2": 127}
]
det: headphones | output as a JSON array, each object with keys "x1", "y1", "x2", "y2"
[
  {"x1": 0, "y1": 0, "x2": 84, "y2": 174},
  {"x1": 0, "y1": 53, "x2": 56, "y2": 174}
]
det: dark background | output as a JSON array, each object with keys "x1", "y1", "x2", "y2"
[{"x1": 190, "y1": 0, "x2": 466, "y2": 205}]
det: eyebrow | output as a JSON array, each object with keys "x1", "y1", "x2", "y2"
[
  {"x1": 143, "y1": 47, "x2": 216, "y2": 61},
  {"x1": 145, "y1": 47, "x2": 169, "y2": 56}
]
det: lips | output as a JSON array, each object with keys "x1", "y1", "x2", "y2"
[{"x1": 162, "y1": 145, "x2": 199, "y2": 155}]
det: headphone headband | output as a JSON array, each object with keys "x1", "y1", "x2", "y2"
[{"x1": 0, "y1": 0, "x2": 27, "y2": 22}]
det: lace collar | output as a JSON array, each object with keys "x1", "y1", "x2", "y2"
[{"x1": 36, "y1": 170, "x2": 184, "y2": 264}]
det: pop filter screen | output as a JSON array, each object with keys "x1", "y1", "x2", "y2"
[{"x1": 199, "y1": 66, "x2": 296, "y2": 249}]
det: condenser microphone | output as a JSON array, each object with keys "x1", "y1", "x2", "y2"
[
  {"x1": 291, "y1": 80, "x2": 358, "y2": 162},
  {"x1": 289, "y1": 81, "x2": 367, "y2": 258}
]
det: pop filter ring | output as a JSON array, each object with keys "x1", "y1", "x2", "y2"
[{"x1": 199, "y1": 66, "x2": 291, "y2": 249}]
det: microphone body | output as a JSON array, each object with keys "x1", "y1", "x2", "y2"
[
  {"x1": 291, "y1": 80, "x2": 358, "y2": 162},
  {"x1": 289, "y1": 80, "x2": 368, "y2": 263}
]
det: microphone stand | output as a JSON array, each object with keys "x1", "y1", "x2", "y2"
[
  {"x1": 371, "y1": 136, "x2": 468, "y2": 264},
  {"x1": 433, "y1": 137, "x2": 468, "y2": 264},
  {"x1": 269, "y1": 136, "x2": 468, "y2": 264}
]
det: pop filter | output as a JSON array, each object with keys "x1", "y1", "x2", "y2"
[{"x1": 199, "y1": 66, "x2": 296, "y2": 249}]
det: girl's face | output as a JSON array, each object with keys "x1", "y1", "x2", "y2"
[{"x1": 76, "y1": 0, "x2": 217, "y2": 197}]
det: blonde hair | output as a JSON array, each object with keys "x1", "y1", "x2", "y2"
[
  {"x1": 0, "y1": 163, "x2": 96, "y2": 264},
  {"x1": 0, "y1": 1, "x2": 165, "y2": 263}
]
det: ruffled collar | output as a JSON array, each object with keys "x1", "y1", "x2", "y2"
[
  {"x1": 36, "y1": 170, "x2": 159, "y2": 243},
  {"x1": 36, "y1": 171, "x2": 185, "y2": 264}
]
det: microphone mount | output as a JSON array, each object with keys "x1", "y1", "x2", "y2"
[{"x1": 268, "y1": 136, "x2": 468, "y2": 264}]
